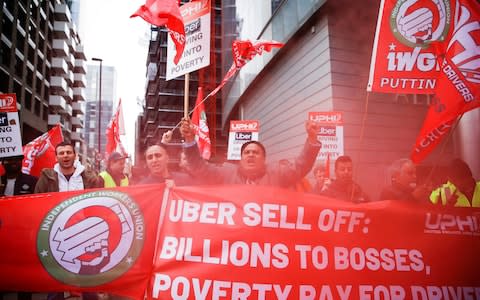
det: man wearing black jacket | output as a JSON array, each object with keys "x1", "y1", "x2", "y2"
[{"x1": 0, "y1": 155, "x2": 37, "y2": 197}]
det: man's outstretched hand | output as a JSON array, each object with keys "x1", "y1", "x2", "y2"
[
  {"x1": 161, "y1": 130, "x2": 173, "y2": 144},
  {"x1": 180, "y1": 117, "x2": 196, "y2": 143},
  {"x1": 305, "y1": 120, "x2": 321, "y2": 144}
]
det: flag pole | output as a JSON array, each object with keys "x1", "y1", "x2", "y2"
[
  {"x1": 184, "y1": 73, "x2": 190, "y2": 118},
  {"x1": 424, "y1": 115, "x2": 464, "y2": 186}
]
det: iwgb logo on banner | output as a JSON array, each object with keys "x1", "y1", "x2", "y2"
[{"x1": 37, "y1": 190, "x2": 145, "y2": 286}]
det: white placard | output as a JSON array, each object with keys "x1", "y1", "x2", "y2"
[
  {"x1": 309, "y1": 112, "x2": 345, "y2": 161},
  {"x1": 227, "y1": 120, "x2": 260, "y2": 161},
  {"x1": 0, "y1": 94, "x2": 23, "y2": 158},
  {"x1": 166, "y1": 0, "x2": 211, "y2": 80}
]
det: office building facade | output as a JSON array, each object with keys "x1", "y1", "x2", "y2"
[
  {"x1": 84, "y1": 64, "x2": 116, "y2": 162},
  {"x1": 0, "y1": 0, "x2": 87, "y2": 149},
  {"x1": 137, "y1": 0, "x2": 226, "y2": 168}
]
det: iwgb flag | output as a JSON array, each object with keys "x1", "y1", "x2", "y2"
[
  {"x1": 22, "y1": 124, "x2": 63, "y2": 177},
  {"x1": 191, "y1": 87, "x2": 211, "y2": 160},
  {"x1": 411, "y1": 0, "x2": 480, "y2": 162},
  {"x1": 131, "y1": 0, "x2": 185, "y2": 64},
  {"x1": 0, "y1": 185, "x2": 165, "y2": 298},
  {"x1": 105, "y1": 99, "x2": 127, "y2": 157},
  {"x1": 367, "y1": 0, "x2": 451, "y2": 93}
]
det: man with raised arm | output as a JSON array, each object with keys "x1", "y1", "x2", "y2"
[{"x1": 179, "y1": 118, "x2": 321, "y2": 188}]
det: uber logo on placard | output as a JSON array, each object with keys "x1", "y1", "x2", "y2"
[
  {"x1": 185, "y1": 19, "x2": 201, "y2": 36},
  {"x1": 317, "y1": 126, "x2": 336, "y2": 136},
  {"x1": 235, "y1": 132, "x2": 252, "y2": 140},
  {"x1": 0, "y1": 112, "x2": 8, "y2": 126}
]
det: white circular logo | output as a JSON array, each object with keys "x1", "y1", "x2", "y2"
[
  {"x1": 37, "y1": 191, "x2": 145, "y2": 286},
  {"x1": 391, "y1": 0, "x2": 450, "y2": 47}
]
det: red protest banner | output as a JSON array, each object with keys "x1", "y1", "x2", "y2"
[
  {"x1": 367, "y1": 0, "x2": 453, "y2": 94},
  {"x1": 0, "y1": 185, "x2": 165, "y2": 298},
  {"x1": 148, "y1": 185, "x2": 480, "y2": 299}
]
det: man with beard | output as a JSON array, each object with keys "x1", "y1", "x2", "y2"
[
  {"x1": 320, "y1": 155, "x2": 370, "y2": 203},
  {"x1": 179, "y1": 118, "x2": 321, "y2": 188},
  {"x1": 35, "y1": 141, "x2": 100, "y2": 193},
  {"x1": 379, "y1": 158, "x2": 430, "y2": 202},
  {"x1": 0, "y1": 155, "x2": 37, "y2": 196}
]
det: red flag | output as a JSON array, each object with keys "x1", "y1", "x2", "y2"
[
  {"x1": 411, "y1": 0, "x2": 480, "y2": 163},
  {"x1": 367, "y1": 0, "x2": 446, "y2": 94},
  {"x1": 206, "y1": 40, "x2": 284, "y2": 99},
  {"x1": 106, "y1": 99, "x2": 127, "y2": 157},
  {"x1": 232, "y1": 40, "x2": 285, "y2": 68},
  {"x1": 131, "y1": 0, "x2": 186, "y2": 64},
  {"x1": 191, "y1": 87, "x2": 211, "y2": 160},
  {"x1": 22, "y1": 124, "x2": 63, "y2": 177}
]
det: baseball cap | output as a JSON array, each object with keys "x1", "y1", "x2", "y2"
[{"x1": 108, "y1": 152, "x2": 128, "y2": 162}]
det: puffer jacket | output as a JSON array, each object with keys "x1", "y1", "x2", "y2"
[{"x1": 34, "y1": 161, "x2": 100, "y2": 193}]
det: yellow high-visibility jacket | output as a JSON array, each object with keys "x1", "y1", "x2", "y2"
[
  {"x1": 430, "y1": 181, "x2": 480, "y2": 207},
  {"x1": 99, "y1": 171, "x2": 129, "y2": 188}
]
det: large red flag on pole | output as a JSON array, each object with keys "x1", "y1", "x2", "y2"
[
  {"x1": 191, "y1": 87, "x2": 211, "y2": 160},
  {"x1": 105, "y1": 99, "x2": 127, "y2": 157},
  {"x1": 206, "y1": 40, "x2": 284, "y2": 99},
  {"x1": 131, "y1": 0, "x2": 186, "y2": 64},
  {"x1": 411, "y1": 0, "x2": 480, "y2": 163},
  {"x1": 22, "y1": 124, "x2": 63, "y2": 177}
]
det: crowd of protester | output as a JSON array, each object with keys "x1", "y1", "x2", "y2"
[
  {"x1": 1, "y1": 117, "x2": 479, "y2": 204},
  {"x1": 0, "y1": 117, "x2": 479, "y2": 299}
]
